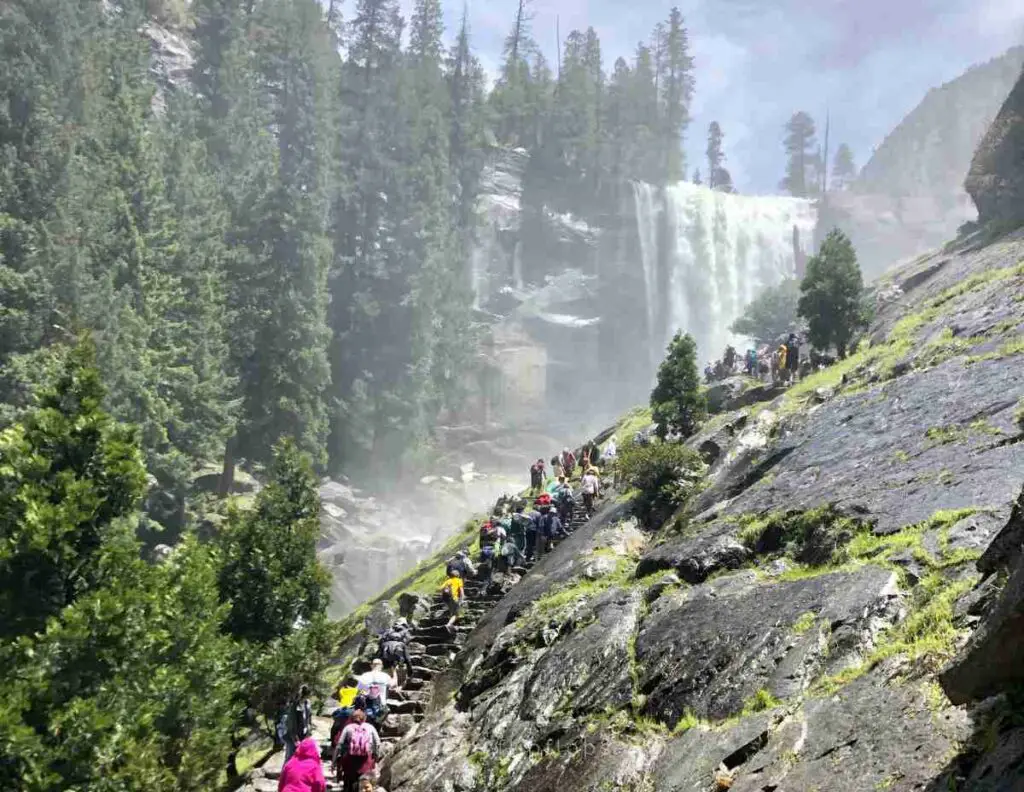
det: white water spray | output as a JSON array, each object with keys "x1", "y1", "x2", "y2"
[{"x1": 633, "y1": 181, "x2": 817, "y2": 361}]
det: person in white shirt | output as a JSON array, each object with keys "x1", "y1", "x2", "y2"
[
  {"x1": 581, "y1": 468, "x2": 600, "y2": 517},
  {"x1": 602, "y1": 438, "x2": 617, "y2": 463},
  {"x1": 356, "y1": 659, "x2": 398, "y2": 725}
]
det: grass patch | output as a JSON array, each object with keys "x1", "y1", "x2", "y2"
[
  {"x1": 792, "y1": 611, "x2": 818, "y2": 635},
  {"x1": 968, "y1": 335, "x2": 1024, "y2": 364},
  {"x1": 614, "y1": 406, "x2": 654, "y2": 445},
  {"x1": 741, "y1": 688, "x2": 782, "y2": 715},
  {"x1": 892, "y1": 449, "x2": 911, "y2": 464},
  {"x1": 1015, "y1": 399, "x2": 1024, "y2": 430},
  {"x1": 925, "y1": 425, "x2": 969, "y2": 446}
]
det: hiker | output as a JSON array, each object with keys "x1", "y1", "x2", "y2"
[
  {"x1": 378, "y1": 619, "x2": 414, "y2": 680},
  {"x1": 786, "y1": 334, "x2": 801, "y2": 382},
  {"x1": 530, "y1": 458, "x2": 546, "y2": 490},
  {"x1": 704, "y1": 363, "x2": 714, "y2": 383},
  {"x1": 559, "y1": 447, "x2": 577, "y2": 478},
  {"x1": 501, "y1": 532, "x2": 527, "y2": 572},
  {"x1": 525, "y1": 496, "x2": 550, "y2": 562},
  {"x1": 723, "y1": 345, "x2": 737, "y2": 373},
  {"x1": 581, "y1": 467, "x2": 600, "y2": 517},
  {"x1": 278, "y1": 685, "x2": 313, "y2": 761},
  {"x1": 509, "y1": 504, "x2": 531, "y2": 562},
  {"x1": 279, "y1": 737, "x2": 326, "y2": 792},
  {"x1": 336, "y1": 709, "x2": 381, "y2": 792},
  {"x1": 446, "y1": 549, "x2": 476, "y2": 580},
  {"x1": 553, "y1": 476, "x2": 574, "y2": 528},
  {"x1": 776, "y1": 342, "x2": 788, "y2": 384},
  {"x1": 355, "y1": 659, "x2": 397, "y2": 727},
  {"x1": 440, "y1": 568, "x2": 464, "y2": 631},
  {"x1": 551, "y1": 454, "x2": 563, "y2": 478},
  {"x1": 602, "y1": 437, "x2": 617, "y2": 464},
  {"x1": 745, "y1": 348, "x2": 757, "y2": 376},
  {"x1": 535, "y1": 496, "x2": 566, "y2": 554},
  {"x1": 478, "y1": 519, "x2": 505, "y2": 586}
]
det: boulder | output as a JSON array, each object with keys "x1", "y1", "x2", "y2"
[
  {"x1": 364, "y1": 602, "x2": 396, "y2": 636},
  {"x1": 941, "y1": 550, "x2": 1024, "y2": 704},
  {"x1": 397, "y1": 592, "x2": 432, "y2": 624},
  {"x1": 966, "y1": 68, "x2": 1024, "y2": 227}
]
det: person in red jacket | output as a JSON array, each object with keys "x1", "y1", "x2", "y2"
[{"x1": 278, "y1": 737, "x2": 326, "y2": 792}]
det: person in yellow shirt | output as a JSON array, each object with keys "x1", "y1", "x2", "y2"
[
  {"x1": 776, "y1": 343, "x2": 788, "y2": 384},
  {"x1": 440, "y1": 570, "x2": 464, "y2": 632}
]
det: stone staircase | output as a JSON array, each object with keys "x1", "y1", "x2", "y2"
[{"x1": 243, "y1": 491, "x2": 598, "y2": 791}]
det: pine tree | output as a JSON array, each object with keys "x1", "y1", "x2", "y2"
[
  {"x1": 798, "y1": 229, "x2": 867, "y2": 357},
  {"x1": 832, "y1": 143, "x2": 857, "y2": 191},
  {"x1": 490, "y1": 0, "x2": 536, "y2": 146},
  {"x1": 0, "y1": 338, "x2": 147, "y2": 641},
  {"x1": 218, "y1": 439, "x2": 329, "y2": 643},
  {"x1": 705, "y1": 121, "x2": 734, "y2": 192},
  {"x1": 650, "y1": 331, "x2": 706, "y2": 439},
  {"x1": 781, "y1": 111, "x2": 817, "y2": 197},
  {"x1": 238, "y1": 0, "x2": 335, "y2": 468},
  {"x1": 659, "y1": 8, "x2": 695, "y2": 181}
]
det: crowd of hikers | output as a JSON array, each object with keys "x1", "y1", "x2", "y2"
[
  {"x1": 703, "y1": 334, "x2": 835, "y2": 386},
  {"x1": 273, "y1": 441, "x2": 608, "y2": 792}
]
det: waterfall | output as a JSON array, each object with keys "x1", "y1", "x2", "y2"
[
  {"x1": 631, "y1": 182, "x2": 661, "y2": 367},
  {"x1": 632, "y1": 181, "x2": 817, "y2": 362}
]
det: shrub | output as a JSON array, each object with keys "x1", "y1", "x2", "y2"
[
  {"x1": 651, "y1": 332, "x2": 707, "y2": 440},
  {"x1": 617, "y1": 440, "x2": 705, "y2": 527}
]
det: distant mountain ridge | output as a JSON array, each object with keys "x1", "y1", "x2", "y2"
[
  {"x1": 826, "y1": 47, "x2": 1024, "y2": 276},
  {"x1": 855, "y1": 46, "x2": 1024, "y2": 199}
]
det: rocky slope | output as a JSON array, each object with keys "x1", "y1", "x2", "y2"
[
  {"x1": 966, "y1": 65, "x2": 1024, "y2": 228},
  {"x1": 314, "y1": 219, "x2": 1024, "y2": 792}
]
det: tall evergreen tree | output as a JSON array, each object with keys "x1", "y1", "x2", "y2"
[
  {"x1": 705, "y1": 121, "x2": 734, "y2": 192},
  {"x1": 798, "y1": 229, "x2": 867, "y2": 357},
  {"x1": 832, "y1": 142, "x2": 857, "y2": 191},
  {"x1": 659, "y1": 8, "x2": 695, "y2": 181},
  {"x1": 781, "y1": 111, "x2": 818, "y2": 197},
  {"x1": 490, "y1": 0, "x2": 536, "y2": 146}
]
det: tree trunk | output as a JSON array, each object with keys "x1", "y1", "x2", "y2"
[{"x1": 218, "y1": 436, "x2": 236, "y2": 498}]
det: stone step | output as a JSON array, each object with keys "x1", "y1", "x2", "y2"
[
  {"x1": 407, "y1": 654, "x2": 446, "y2": 671},
  {"x1": 422, "y1": 642, "x2": 460, "y2": 656},
  {"x1": 388, "y1": 699, "x2": 425, "y2": 715},
  {"x1": 400, "y1": 677, "x2": 428, "y2": 691},
  {"x1": 410, "y1": 665, "x2": 437, "y2": 680}
]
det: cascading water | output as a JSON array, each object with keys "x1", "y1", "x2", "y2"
[{"x1": 632, "y1": 181, "x2": 817, "y2": 362}]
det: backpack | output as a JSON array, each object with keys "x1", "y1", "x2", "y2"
[
  {"x1": 510, "y1": 513, "x2": 530, "y2": 536},
  {"x1": 347, "y1": 723, "x2": 373, "y2": 757},
  {"x1": 380, "y1": 640, "x2": 405, "y2": 667},
  {"x1": 540, "y1": 511, "x2": 558, "y2": 538}
]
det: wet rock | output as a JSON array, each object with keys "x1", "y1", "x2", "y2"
[
  {"x1": 705, "y1": 358, "x2": 1024, "y2": 538},
  {"x1": 365, "y1": 602, "x2": 396, "y2": 636},
  {"x1": 644, "y1": 573, "x2": 681, "y2": 604},
  {"x1": 635, "y1": 521, "x2": 751, "y2": 584},
  {"x1": 651, "y1": 713, "x2": 775, "y2": 792},
  {"x1": 726, "y1": 673, "x2": 968, "y2": 792},
  {"x1": 635, "y1": 565, "x2": 899, "y2": 726},
  {"x1": 958, "y1": 727, "x2": 1024, "y2": 791},
  {"x1": 941, "y1": 550, "x2": 1024, "y2": 704},
  {"x1": 397, "y1": 592, "x2": 432, "y2": 624}
]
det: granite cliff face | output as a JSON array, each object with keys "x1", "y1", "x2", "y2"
[
  {"x1": 327, "y1": 223, "x2": 1024, "y2": 792},
  {"x1": 966, "y1": 66, "x2": 1024, "y2": 228}
]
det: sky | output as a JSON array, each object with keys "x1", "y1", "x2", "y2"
[{"x1": 398, "y1": 0, "x2": 1024, "y2": 194}]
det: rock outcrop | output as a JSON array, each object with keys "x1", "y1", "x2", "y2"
[{"x1": 966, "y1": 66, "x2": 1024, "y2": 228}]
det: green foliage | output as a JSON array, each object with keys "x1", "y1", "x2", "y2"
[
  {"x1": 781, "y1": 112, "x2": 819, "y2": 197},
  {"x1": 731, "y1": 279, "x2": 801, "y2": 345},
  {"x1": 651, "y1": 332, "x2": 707, "y2": 439},
  {"x1": 0, "y1": 347, "x2": 330, "y2": 791},
  {"x1": 798, "y1": 229, "x2": 868, "y2": 357},
  {"x1": 218, "y1": 439, "x2": 330, "y2": 644},
  {"x1": 741, "y1": 689, "x2": 782, "y2": 715},
  {"x1": 0, "y1": 339, "x2": 147, "y2": 640},
  {"x1": 616, "y1": 439, "x2": 705, "y2": 526}
]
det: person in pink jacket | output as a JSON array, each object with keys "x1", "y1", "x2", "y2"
[{"x1": 278, "y1": 737, "x2": 326, "y2": 792}]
